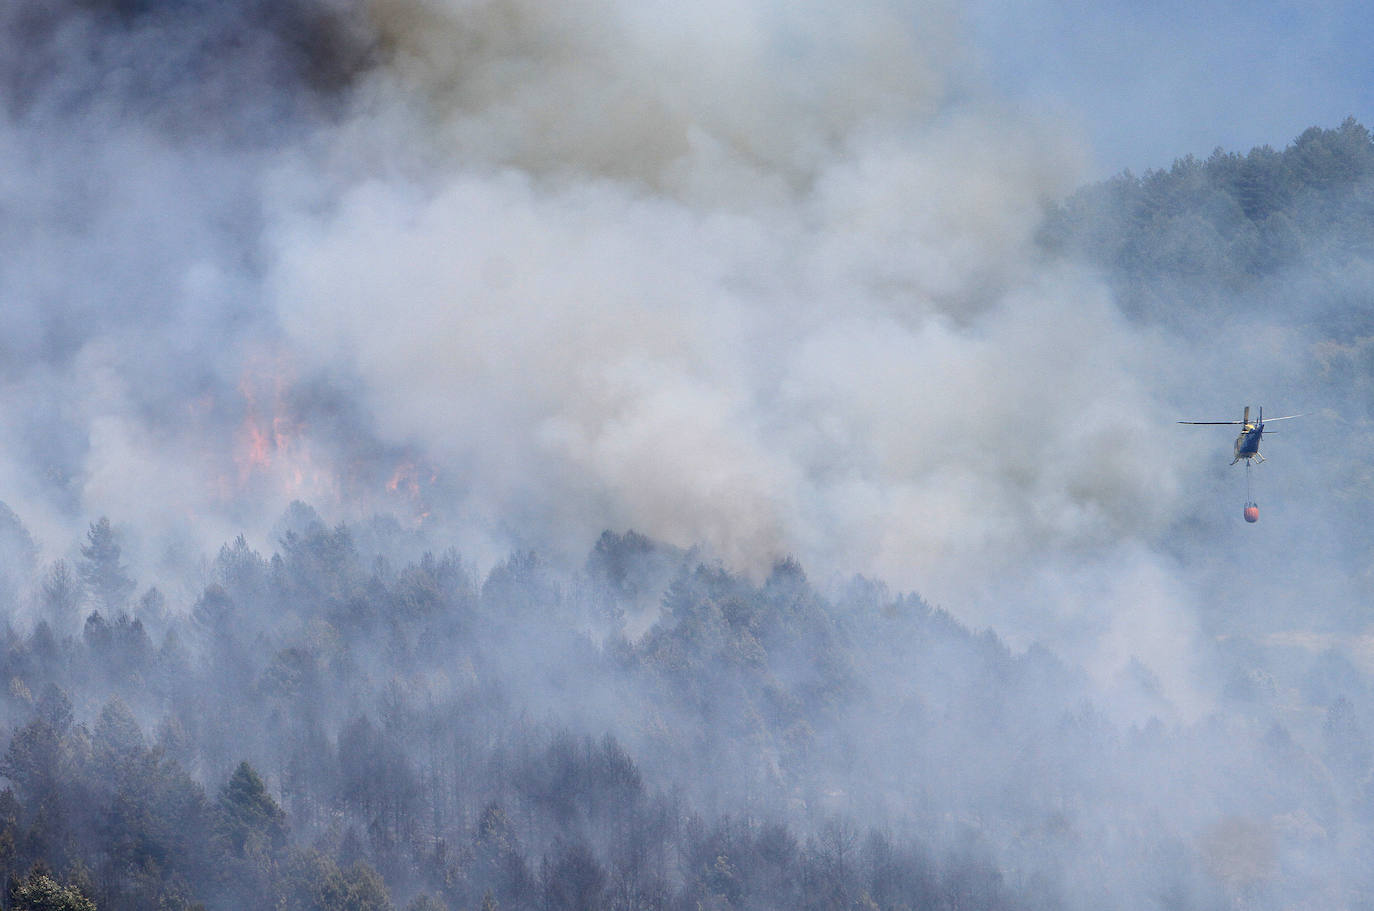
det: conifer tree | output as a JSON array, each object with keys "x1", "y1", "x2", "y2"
[{"x1": 78, "y1": 518, "x2": 134, "y2": 614}]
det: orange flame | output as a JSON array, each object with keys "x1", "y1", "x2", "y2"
[
  {"x1": 222, "y1": 349, "x2": 436, "y2": 524},
  {"x1": 386, "y1": 459, "x2": 438, "y2": 526},
  {"x1": 234, "y1": 352, "x2": 312, "y2": 489}
]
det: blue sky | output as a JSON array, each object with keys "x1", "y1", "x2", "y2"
[{"x1": 965, "y1": 0, "x2": 1374, "y2": 176}]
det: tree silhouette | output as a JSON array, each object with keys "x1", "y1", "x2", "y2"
[{"x1": 79, "y1": 518, "x2": 134, "y2": 615}]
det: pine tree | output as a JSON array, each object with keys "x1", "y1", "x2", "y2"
[
  {"x1": 40, "y1": 560, "x2": 84, "y2": 632},
  {"x1": 79, "y1": 518, "x2": 134, "y2": 614},
  {"x1": 10, "y1": 872, "x2": 97, "y2": 911},
  {"x1": 216, "y1": 762, "x2": 287, "y2": 857}
]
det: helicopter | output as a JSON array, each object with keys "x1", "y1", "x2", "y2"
[
  {"x1": 1177, "y1": 406, "x2": 1302, "y2": 465},
  {"x1": 1177, "y1": 406, "x2": 1303, "y2": 522}
]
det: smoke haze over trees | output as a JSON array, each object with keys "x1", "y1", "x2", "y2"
[
  {"x1": 5, "y1": 0, "x2": 1374, "y2": 908},
  {"x1": 1044, "y1": 117, "x2": 1374, "y2": 329},
  {"x1": 6, "y1": 508, "x2": 1374, "y2": 910}
]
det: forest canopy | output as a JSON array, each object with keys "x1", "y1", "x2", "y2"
[
  {"x1": 0, "y1": 493, "x2": 1366, "y2": 910},
  {"x1": 1042, "y1": 117, "x2": 1374, "y2": 329}
]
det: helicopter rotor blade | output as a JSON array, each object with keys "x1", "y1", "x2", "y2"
[{"x1": 1177, "y1": 420, "x2": 1244, "y2": 425}]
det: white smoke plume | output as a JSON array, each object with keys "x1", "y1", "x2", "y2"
[
  {"x1": 1, "y1": 0, "x2": 1236, "y2": 704},
  {"x1": 270, "y1": 0, "x2": 1192, "y2": 617}
]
